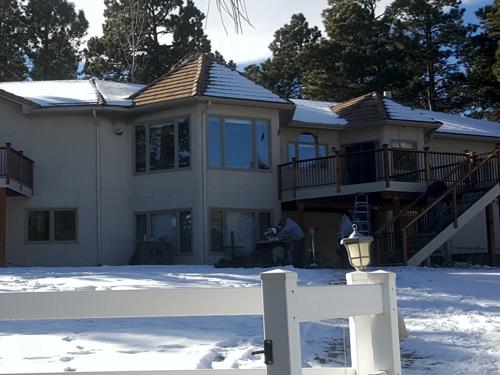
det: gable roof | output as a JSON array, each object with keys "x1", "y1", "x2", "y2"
[
  {"x1": 0, "y1": 79, "x2": 144, "y2": 108},
  {"x1": 131, "y1": 54, "x2": 289, "y2": 106},
  {"x1": 291, "y1": 99, "x2": 347, "y2": 126}
]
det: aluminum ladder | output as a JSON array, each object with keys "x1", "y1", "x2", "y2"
[{"x1": 352, "y1": 193, "x2": 371, "y2": 235}]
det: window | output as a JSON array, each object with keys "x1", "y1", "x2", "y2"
[
  {"x1": 288, "y1": 132, "x2": 328, "y2": 161},
  {"x1": 27, "y1": 209, "x2": 77, "y2": 242},
  {"x1": 391, "y1": 140, "x2": 418, "y2": 181},
  {"x1": 210, "y1": 209, "x2": 272, "y2": 254},
  {"x1": 135, "y1": 210, "x2": 192, "y2": 253},
  {"x1": 208, "y1": 117, "x2": 270, "y2": 170},
  {"x1": 134, "y1": 117, "x2": 190, "y2": 173}
]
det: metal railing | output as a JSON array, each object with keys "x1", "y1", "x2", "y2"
[
  {"x1": 278, "y1": 145, "x2": 469, "y2": 198},
  {"x1": 0, "y1": 143, "x2": 34, "y2": 191}
]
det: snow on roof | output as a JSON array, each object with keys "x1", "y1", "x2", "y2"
[
  {"x1": 291, "y1": 99, "x2": 347, "y2": 126},
  {"x1": 384, "y1": 98, "x2": 500, "y2": 138},
  {"x1": 0, "y1": 79, "x2": 144, "y2": 107},
  {"x1": 94, "y1": 80, "x2": 145, "y2": 106},
  {"x1": 421, "y1": 110, "x2": 500, "y2": 138},
  {"x1": 383, "y1": 99, "x2": 438, "y2": 123},
  {"x1": 204, "y1": 64, "x2": 288, "y2": 104}
]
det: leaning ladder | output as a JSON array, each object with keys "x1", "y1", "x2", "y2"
[{"x1": 353, "y1": 193, "x2": 371, "y2": 235}]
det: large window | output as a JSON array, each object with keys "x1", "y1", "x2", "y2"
[
  {"x1": 210, "y1": 209, "x2": 272, "y2": 254},
  {"x1": 288, "y1": 133, "x2": 327, "y2": 161},
  {"x1": 27, "y1": 209, "x2": 77, "y2": 243},
  {"x1": 135, "y1": 210, "x2": 192, "y2": 253},
  {"x1": 135, "y1": 117, "x2": 190, "y2": 173},
  {"x1": 208, "y1": 117, "x2": 270, "y2": 170}
]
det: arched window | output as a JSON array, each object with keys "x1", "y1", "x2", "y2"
[{"x1": 288, "y1": 132, "x2": 328, "y2": 161}]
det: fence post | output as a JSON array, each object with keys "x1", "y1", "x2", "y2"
[
  {"x1": 402, "y1": 229, "x2": 408, "y2": 265},
  {"x1": 4, "y1": 143, "x2": 10, "y2": 185},
  {"x1": 383, "y1": 144, "x2": 390, "y2": 188},
  {"x1": 335, "y1": 150, "x2": 342, "y2": 193},
  {"x1": 346, "y1": 271, "x2": 401, "y2": 375},
  {"x1": 495, "y1": 143, "x2": 500, "y2": 184},
  {"x1": 424, "y1": 147, "x2": 431, "y2": 183},
  {"x1": 260, "y1": 270, "x2": 302, "y2": 375},
  {"x1": 292, "y1": 158, "x2": 298, "y2": 198}
]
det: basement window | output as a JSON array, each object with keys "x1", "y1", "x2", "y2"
[{"x1": 27, "y1": 209, "x2": 77, "y2": 243}]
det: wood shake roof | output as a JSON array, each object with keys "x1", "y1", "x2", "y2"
[
  {"x1": 331, "y1": 92, "x2": 388, "y2": 123},
  {"x1": 132, "y1": 54, "x2": 209, "y2": 106}
]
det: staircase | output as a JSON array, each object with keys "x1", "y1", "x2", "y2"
[{"x1": 374, "y1": 148, "x2": 500, "y2": 265}]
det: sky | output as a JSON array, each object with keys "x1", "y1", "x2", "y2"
[{"x1": 73, "y1": 0, "x2": 493, "y2": 68}]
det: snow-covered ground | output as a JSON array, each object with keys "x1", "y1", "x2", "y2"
[{"x1": 0, "y1": 265, "x2": 498, "y2": 374}]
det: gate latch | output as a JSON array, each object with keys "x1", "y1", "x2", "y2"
[{"x1": 251, "y1": 339, "x2": 273, "y2": 365}]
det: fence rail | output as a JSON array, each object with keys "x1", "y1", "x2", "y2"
[
  {"x1": 0, "y1": 270, "x2": 401, "y2": 375},
  {"x1": 278, "y1": 145, "x2": 471, "y2": 197}
]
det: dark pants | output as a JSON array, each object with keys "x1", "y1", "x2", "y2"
[{"x1": 292, "y1": 237, "x2": 305, "y2": 268}]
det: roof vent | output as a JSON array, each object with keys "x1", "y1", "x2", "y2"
[{"x1": 383, "y1": 90, "x2": 392, "y2": 98}]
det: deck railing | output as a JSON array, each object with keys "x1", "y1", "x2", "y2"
[
  {"x1": 0, "y1": 143, "x2": 34, "y2": 191},
  {"x1": 278, "y1": 145, "x2": 469, "y2": 198}
]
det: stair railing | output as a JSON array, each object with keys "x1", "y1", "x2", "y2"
[{"x1": 400, "y1": 147, "x2": 500, "y2": 264}]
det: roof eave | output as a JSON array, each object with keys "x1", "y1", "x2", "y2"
[
  {"x1": 433, "y1": 131, "x2": 500, "y2": 142},
  {"x1": 288, "y1": 120, "x2": 347, "y2": 130},
  {"x1": 0, "y1": 90, "x2": 41, "y2": 109}
]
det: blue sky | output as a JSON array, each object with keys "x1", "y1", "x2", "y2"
[{"x1": 73, "y1": 0, "x2": 493, "y2": 67}]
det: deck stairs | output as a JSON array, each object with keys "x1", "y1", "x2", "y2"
[{"x1": 374, "y1": 149, "x2": 500, "y2": 265}]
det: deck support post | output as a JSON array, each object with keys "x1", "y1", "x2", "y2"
[
  {"x1": 486, "y1": 202, "x2": 496, "y2": 267},
  {"x1": 0, "y1": 188, "x2": 6, "y2": 267},
  {"x1": 383, "y1": 144, "x2": 390, "y2": 188},
  {"x1": 424, "y1": 146, "x2": 431, "y2": 183}
]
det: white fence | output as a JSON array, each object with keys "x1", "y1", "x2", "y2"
[{"x1": 0, "y1": 270, "x2": 401, "y2": 375}]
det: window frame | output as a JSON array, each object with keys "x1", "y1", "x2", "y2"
[
  {"x1": 134, "y1": 209, "x2": 193, "y2": 255},
  {"x1": 288, "y1": 132, "x2": 328, "y2": 161},
  {"x1": 208, "y1": 208, "x2": 273, "y2": 254},
  {"x1": 207, "y1": 115, "x2": 272, "y2": 172},
  {"x1": 25, "y1": 208, "x2": 78, "y2": 244},
  {"x1": 133, "y1": 115, "x2": 192, "y2": 175}
]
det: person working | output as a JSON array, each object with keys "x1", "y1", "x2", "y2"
[{"x1": 277, "y1": 218, "x2": 305, "y2": 268}]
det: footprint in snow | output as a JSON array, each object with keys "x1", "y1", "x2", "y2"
[
  {"x1": 156, "y1": 344, "x2": 186, "y2": 352},
  {"x1": 62, "y1": 336, "x2": 75, "y2": 342},
  {"x1": 117, "y1": 350, "x2": 148, "y2": 354},
  {"x1": 64, "y1": 367, "x2": 76, "y2": 372},
  {"x1": 60, "y1": 356, "x2": 74, "y2": 362}
]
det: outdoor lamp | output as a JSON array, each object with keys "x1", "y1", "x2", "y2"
[{"x1": 340, "y1": 224, "x2": 373, "y2": 271}]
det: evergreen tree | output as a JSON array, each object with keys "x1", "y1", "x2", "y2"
[
  {"x1": 387, "y1": 0, "x2": 468, "y2": 111},
  {"x1": 0, "y1": 0, "x2": 27, "y2": 81},
  {"x1": 244, "y1": 14, "x2": 321, "y2": 98},
  {"x1": 25, "y1": 0, "x2": 88, "y2": 80},
  {"x1": 487, "y1": 0, "x2": 500, "y2": 82},
  {"x1": 85, "y1": 0, "x2": 212, "y2": 83},
  {"x1": 302, "y1": 0, "x2": 404, "y2": 102},
  {"x1": 463, "y1": 3, "x2": 500, "y2": 121}
]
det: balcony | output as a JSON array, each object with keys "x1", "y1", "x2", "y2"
[
  {"x1": 278, "y1": 146, "x2": 470, "y2": 202},
  {"x1": 0, "y1": 143, "x2": 34, "y2": 197}
]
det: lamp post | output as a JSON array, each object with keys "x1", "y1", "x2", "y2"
[{"x1": 340, "y1": 224, "x2": 373, "y2": 271}]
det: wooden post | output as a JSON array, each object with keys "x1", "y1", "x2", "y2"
[
  {"x1": 383, "y1": 144, "x2": 390, "y2": 188},
  {"x1": 260, "y1": 270, "x2": 302, "y2": 375},
  {"x1": 495, "y1": 144, "x2": 500, "y2": 184},
  {"x1": 5, "y1": 143, "x2": 10, "y2": 185},
  {"x1": 277, "y1": 165, "x2": 282, "y2": 201},
  {"x1": 335, "y1": 151, "x2": 342, "y2": 193},
  {"x1": 18, "y1": 150, "x2": 23, "y2": 191},
  {"x1": 402, "y1": 229, "x2": 408, "y2": 265},
  {"x1": 485, "y1": 203, "x2": 496, "y2": 267},
  {"x1": 291, "y1": 158, "x2": 297, "y2": 198},
  {"x1": 452, "y1": 188, "x2": 458, "y2": 228},
  {"x1": 0, "y1": 188, "x2": 6, "y2": 267},
  {"x1": 424, "y1": 146, "x2": 431, "y2": 183}
]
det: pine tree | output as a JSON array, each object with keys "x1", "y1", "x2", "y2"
[
  {"x1": 84, "y1": 0, "x2": 212, "y2": 83},
  {"x1": 387, "y1": 0, "x2": 468, "y2": 111},
  {"x1": 243, "y1": 14, "x2": 321, "y2": 98},
  {"x1": 0, "y1": 0, "x2": 27, "y2": 81},
  {"x1": 487, "y1": 0, "x2": 500, "y2": 82},
  {"x1": 302, "y1": 0, "x2": 404, "y2": 102},
  {"x1": 463, "y1": 3, "x2": 500, "y2": 121},
  {"x1": 25, "y1": 0, "x2": 88, "y2": 80}
]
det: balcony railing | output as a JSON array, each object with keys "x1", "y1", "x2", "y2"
[
  {"x1": 0, "y1": 143, "x2": 34, "y2": 192},
  {"x1": 278, "y1": 145, "x2": 470, "y2": 198}
]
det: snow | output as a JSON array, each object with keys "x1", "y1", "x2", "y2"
[
  {"x1": 383, "y1": 99, "x2": 438, "y2": 124},
  {"x1": 0, "y1": 80, "x2": 144, "y2": 107},
  {"x1": 291, "y1": 99, "x2": 348, "y2": 126},
  {"x1": 0, "y1": 265, "x2": 498, "y2": 374},
  {"x1": 204, "y1": 64, "x2": 289, "y2": 104}
]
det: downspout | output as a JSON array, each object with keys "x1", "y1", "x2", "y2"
[
  {"x1": 92, "y1": 109, "x2": 102, "y2": 266},
  {"x1": 200, "y1": 101, "x2": 211, "y2": 264}
]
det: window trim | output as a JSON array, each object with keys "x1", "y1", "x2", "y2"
[
  {"x1": 134, "y1": 208, "x2": 193, "y2": 255},
  {"x1": 208, "y1": 207, "x2": 273, "y2": 254},
  {"x1": 133, "y1": 115, "x2": 192, "y2": 175},
  {"x1": 207, "y1": 115, "x2": 272, "y2": 172},
  {"x1": 390, "y1": 139, "x2": 418, "y2": 150},
  {"x1": 25, "y1": 208, "x2": 78, "y2": 244}
]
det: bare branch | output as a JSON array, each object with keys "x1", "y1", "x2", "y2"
[{"x1": 209, "y1": 0, "x2": 252, "y2": 34}]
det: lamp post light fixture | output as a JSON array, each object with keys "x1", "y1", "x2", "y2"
[{"x1": 340, "y1": 224, "x2": 373, "y2": 271}]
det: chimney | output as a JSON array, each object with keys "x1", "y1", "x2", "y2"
[{"x1": 383, "y1": 90, "x2": 392, "y2": 99}]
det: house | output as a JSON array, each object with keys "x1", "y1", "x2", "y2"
[{"x1": 0, "y1": 53, "x2": 498, "y2": 267}]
